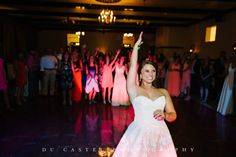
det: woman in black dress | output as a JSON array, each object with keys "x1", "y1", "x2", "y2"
[{"x1": 60, "y1": 51, "x2": 73, "y2": 105}]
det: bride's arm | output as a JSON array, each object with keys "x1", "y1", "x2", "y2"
[
  {"x1": 154, "y1": 89, "x2": 177, "y2": 122},
  {"x1": 164, "y1": 88, "x2": 177, "y2": 122},
  {"x1": 127, "y1": 32, "x2": 143, "y2": 100}
]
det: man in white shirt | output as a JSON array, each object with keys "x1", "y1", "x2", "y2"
[{"x1": 40, "y1": 49, "x2": 58, "y2": 96}]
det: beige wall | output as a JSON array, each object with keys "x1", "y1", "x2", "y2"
[
  {"x1": 155, "y1": 11, "x2": 236, "y2": 59},
  {"x1": 80, "y1": 31, "x2": 155, "y2": 54},
  {"x1": 155, "y1": 27, "x2": 192, "y2": 58},
  {"x1": 81, "y1": 32, "x2": 155, "y2": 53},
  {"x1": 192, "y1": 11, "x2": 236, "y2": 59},
  {"x1": 80, "y1": 31, "x2": 123, "y2": 54},
  {"x1": 38, "y1": 30, "x2": 68, "y2": 53},
  {"x1": 0, "y1": 15, "x2": 37, "y2": 59},
  {"x1": 38, "y1": 30, "x2": 155, "y2": 55}
]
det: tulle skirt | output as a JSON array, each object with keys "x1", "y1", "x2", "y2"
[{"x1": 113, "y1": 121, "x2": 177, "y2": 157}]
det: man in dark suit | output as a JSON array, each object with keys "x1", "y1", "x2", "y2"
[
  {"x1": 190, "y1": 53, "x2": 201, "y2": 96},
  {"x1": 214, "y1": 51, "x2": 227, "y2": 102}
]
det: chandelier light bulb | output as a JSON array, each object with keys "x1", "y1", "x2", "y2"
[
  {"x1": 123, "y1": 33, "x2": 133, "y2": 37},
  {"x1": 98, "y1": 9, "x2": 116, "y2": 24}
]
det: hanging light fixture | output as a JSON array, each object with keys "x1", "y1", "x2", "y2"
[
  {"x1": 123, "y1": 33, "x2": 134, "y2": 47},
  {"x1": 189, "y1": 45, "x2": 195, "y2": 53},
  {"x1": 75, "y1": 31, "x2": 85, "y2": 36},
  {"x1": 98, "y1": 9, "x2": 116, "y2": 24},
  {"x1": 96, "y1": 0, "x2": 121, "y2": 3},
  {"x1": 233, "y1": 42, "x2": 236, "y2": 54}
]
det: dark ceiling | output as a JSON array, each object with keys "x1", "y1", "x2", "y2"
[{"x1": 1, "y1": 0, "x2": 236, "y2": 33}]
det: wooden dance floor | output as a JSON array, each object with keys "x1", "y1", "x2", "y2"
[{"x1": 0, "y1": 96, "x2": 236, "y2": 157}]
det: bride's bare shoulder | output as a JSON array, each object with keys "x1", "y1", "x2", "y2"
[{"x1": 157, "y1": 88, "x2": 169, "y2": 95}]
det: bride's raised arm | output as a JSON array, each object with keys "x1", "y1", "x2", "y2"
[{"x1": 127, "y1": 32, "x2": 143, "y2": 100}]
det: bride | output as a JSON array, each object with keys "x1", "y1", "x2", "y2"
[
  {"x1": 217, "y1": 62, "x2": 235, "y2": 116},
  {"x1": 112, "y1": 32, "x2": 177, "y2": 157}
]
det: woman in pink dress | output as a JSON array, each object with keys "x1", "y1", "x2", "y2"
[
  {"x1": 15, "y1": 53, "x2": 27, "y2": 105},
  {"x1": 167, "y1": 56, "x2": 181, "y2": 97},
  {"x1": 101, "y1": 50, "x2": 120, "y2": 104},
  {"x1": 113, "y1": 32, "x2": 177, "y2": 157},
  {"x1": 111, "y1": 56, "x2": 130, "y2": 106},
  {"x1": 0, "y1": 57, "x2": 11, "y2": 110}
]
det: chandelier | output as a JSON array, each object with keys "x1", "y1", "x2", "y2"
[
  {"x1": 96, "y1": 0, "x2": 121, "y2": 3},
  {"x1": 98, "y1": 9, "x2": 116, "y2": 24}
]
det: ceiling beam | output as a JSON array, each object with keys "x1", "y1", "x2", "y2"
[{"x1": 0, "y1": 1, "x2": 220, "y2": 14}]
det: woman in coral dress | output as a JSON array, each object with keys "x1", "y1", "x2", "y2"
[
  {"x1": 113, "y1": 32, "x2": 177, "y2": 157},
  {"x1": 167, "y1": 57, "x2": 181, "y2": 97},
  {"x1": 71, "y1": 50, "x2": 83, "y2": 103},
  {"x1": 111, "y1": 56, "x2": 130, "y2": 106}
]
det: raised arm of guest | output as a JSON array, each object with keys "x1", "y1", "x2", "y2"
[
  {"x1": 110, "y1": 49, "x2": 121, "y2": 67},
  {"x1": 112, "y1": 61, "x2": 118, "y2": 72}
]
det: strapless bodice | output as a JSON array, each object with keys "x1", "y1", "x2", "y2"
[{"x1": 131, "y1": 96, "x2": 166, "y2": 127}]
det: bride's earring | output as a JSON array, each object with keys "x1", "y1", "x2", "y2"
[{"x1": 139, "y1": 75, "x2": 142, "y2": 81}]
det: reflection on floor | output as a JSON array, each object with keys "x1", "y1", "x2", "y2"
[{"x1": 0, "y1": 96, "x2": 236, "y2": 157}]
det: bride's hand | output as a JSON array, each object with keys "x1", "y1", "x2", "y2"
[
  {"x1": 153, "y1": 109, "x2": 165, "y2": 121},
  {"x1": 134, "y1": 32, "x2": 143, "y2": 49}
]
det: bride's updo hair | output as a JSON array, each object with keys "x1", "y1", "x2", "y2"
[{"x1": 139, "y1": 60, "x2": 158, "y2": 87}]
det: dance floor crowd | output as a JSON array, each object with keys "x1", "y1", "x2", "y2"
[{"x1": 0, "y1": 46, "x2": 231, "y2": 109}]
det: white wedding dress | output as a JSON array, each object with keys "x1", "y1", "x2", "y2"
[
  {"x1": 217, "y1": 63, "x2": 235, "y2": 116},
  {"x1": 112, "y1": 96, "x2": 177, "y2": 157}
]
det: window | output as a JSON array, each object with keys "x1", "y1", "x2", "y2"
[
  {"x1": 67, "y1": 34, "x2": 80, "y2": 46},
  {"x1": 123, "y1": 33, "x2": 134, "y2": 47},
  {"x1": 205, "y1": 25, "x2": 217, "y2": 42}
]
